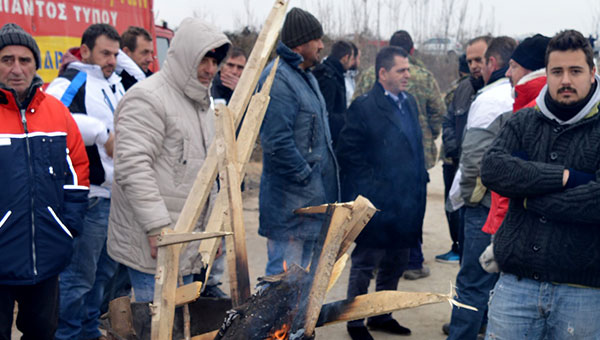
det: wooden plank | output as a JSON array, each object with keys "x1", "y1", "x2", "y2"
[
  {"x1": 151, "y1": 242, "x2": 181, "y2": 340},
  {"x1": 235, "y1": 57, "x2": 279, "y2": 170},
  {"x1": 188, "y1": 290, "x2": 453, "y2": 339},
  {"x1": 156, "y1": 232, "x2": 231, "y2": 247},
  {"x1": 336, "y1": 195, "x2": 377, "y2": 259},
  {"x1": 197, "y1": 58, "x2": 279, "y2": 282},
  {"x1": 174, "y1": 282, "x2": 203, "y2": 306},
  {"x1": 172, "y1": 0, "x2": 287, "y2": 238},
  {"x1": 228, "y1": 0, "x2": 289, "y2": 127},
  {"x1": 196, "y1": 194, "x2": 227, "y2": 286},
  {"x1": 316, "y1": 291, "x2": 453, "y2": 327},
  {"x1": 225, "y1": 163, "x2": 251, "y2": 305},
  {"x1": 302, "y1": 205, "x2": 355, "y2": 336},
  {"x1": 294, "y1": 202, "x2": 354, "y2": 215},
  {"x1": 151, "y1": 1, "x2": 287, "y2": 336},
  {"x1": 215, "y1": 103, "x2": 251, "y2": 306},
  {"x1": 327, "y1": 253, "x2": 349, "y2": 293},
  {"x1": 190, "y1": 330, "x2": 218, "y2": 340}
]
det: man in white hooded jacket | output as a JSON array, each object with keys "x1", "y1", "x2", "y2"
[{"x1": 107, "y1": 18, "x2": 230, "y2": 302}]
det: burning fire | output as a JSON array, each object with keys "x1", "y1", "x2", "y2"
[
  {"x1": 266, "y1": 323, "x2": 289, "y2": 340},
  {"x1": 283, "y1": 260, "x2": 287, "y2": 272}
]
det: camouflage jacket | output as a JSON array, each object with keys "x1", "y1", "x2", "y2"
[{"x1": 355, "y1": 56, "x2": 446, "y2": 169}]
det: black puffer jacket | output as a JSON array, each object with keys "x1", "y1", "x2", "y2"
[
  {"x1": 481, "y1": 102, "x2": 600, "y2": 287},
  {"x1": 313, "y1": 58, "x2": 347, "y2": 146},
  {"x1": 441, "y1": 76, "x2": 480, "y2": 161}
]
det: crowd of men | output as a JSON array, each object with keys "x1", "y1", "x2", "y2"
[{"x1": 0, "y1": 5, "x2": 599, "y2": 340}]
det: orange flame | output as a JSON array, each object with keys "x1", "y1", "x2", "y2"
[
  {"x1": 283, "y1": 260, "x2": 287, "y2": 272},
  {"x1": 267, "y1": 323, "x2": 289, "y2": 340}
]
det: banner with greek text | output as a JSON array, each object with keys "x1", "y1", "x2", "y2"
[{"x1": 0, "y1": 0, "x2": 155, "y2": 82}]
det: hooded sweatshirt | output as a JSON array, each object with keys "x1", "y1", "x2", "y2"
[{"x1": 107, "y1": 18, "x2": 230, "y2": 275}]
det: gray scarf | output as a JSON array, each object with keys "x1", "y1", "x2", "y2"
[{"x1": 536, "y1": 74, "x2": 600, "y2": 125}]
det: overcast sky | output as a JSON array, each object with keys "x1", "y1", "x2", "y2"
[{"x1": 154, "y1": 0, "x2": 600, "y2": 41}]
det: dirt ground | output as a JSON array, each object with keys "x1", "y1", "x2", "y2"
[
  {"x1": 230, "y1": 159, "x2": 460, "y2": 340},
  {"x1": 11, "y1": 158, "x2": 459, "y2": 340}
]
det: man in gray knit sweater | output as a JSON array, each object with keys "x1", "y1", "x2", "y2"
[{"x1": 481, "y1": 29, "x2": 600, "y2": 339}]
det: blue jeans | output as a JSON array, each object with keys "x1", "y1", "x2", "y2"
[
  {"x1": 128, "y1": 267, "x2": 193, "y2": 303},
  {"x1": 448, "y1": 205, "x2": 498, "y2": 340},
  {"x1": 206, "y1": 238, "x2": 225, "y2": 286},
  {"x1": 347, "y1": 244, "x2": 410, "y2": 327},
  {"x1": 265, "y1": 238, "x2": 316, "y2": 276},
  {"x1": 486, "y1": 273, "x2": 600, "y2": 340},
  {"x1": 56, "y1": 197, "x2": 118, "y2": 340}
]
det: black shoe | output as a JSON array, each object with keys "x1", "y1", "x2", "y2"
[
  {"x1": 442, "y1": 322, "x2": 485, "y2": 336},
  {"x1": 367, "y1": 319, "x2": 411, "y2": 335},
  {"x1": 347, "y1": 325, "x2": 374, "y2": 340},
  {"x1": 201, "y1": 284, "x2": 228, "y2": 298}
]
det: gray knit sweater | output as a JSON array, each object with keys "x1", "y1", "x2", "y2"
[{"x1": 481, "y1": 97, "x2": 600, "y2": 287}]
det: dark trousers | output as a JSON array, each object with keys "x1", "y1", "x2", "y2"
[
  {"x1": 100, "y1": 263, "x2": 132, "y2": 314},
  {"x1": 407, "y1": 242, "x2": 424, "y2": 270},
  {"x1": 448, "y1": 205, "x2": 499, "y2": 340},
  {"x1": 443, "y1": 162, "x2": 462, "y2": 255},
  {"x1": 0, "y1": 275, "x2": 59, "y2": 340},
  {"x1": 347, "y1": 244, "x2": 410, "y2": 327}
]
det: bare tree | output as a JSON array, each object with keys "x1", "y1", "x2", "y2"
[
  {"x1": 454, "y1": 0, "x2": 469, "y2": 43},
  {"x1": 439, "y1": 0, "x2": 456, "y2": 39},
  {"x1": 349, "y1": 0, "x2": 364, "y2": 36},
  {"x1": 385, "y1": 0, "x2": 401, "y2": 35},
  {"x1": 313, "y1": 0, "x2": 335, "y2": 37},
  {"x1": 408, "y1": 0, "x2": 433, "y2": 44},
  {"x1": 590, "y1": 0, "x2": 600, "y2": 40}
]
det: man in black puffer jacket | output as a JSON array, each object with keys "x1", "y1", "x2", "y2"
[
  {"x1": 314, "y1": 40, "x2": 354, "y2": 147},
  {"x1": 481, "y1": 29, "x2": 600, "y2": 339}
]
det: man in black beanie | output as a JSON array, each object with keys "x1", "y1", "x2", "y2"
[
  {"x1": 257, "y1": 8, "x2": 339, "y2": 277},
  {"x1": 483, "y1": 33, "x2": 551, "y2": 239},
  {"x1": 506, "y1": 34, "x2": 551, "y2": 87}
]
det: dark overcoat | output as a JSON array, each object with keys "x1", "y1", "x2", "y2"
[
  {"x1": 336, "y1": 82, "x2": 428, "y2": 248},
  {"x1": 257, "y1": 42, "x2": 340, "y2": 241}
]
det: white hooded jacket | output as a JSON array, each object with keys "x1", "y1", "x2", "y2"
[{"x1": 107, "y1": 18, "x2": 230, "y2": 275}]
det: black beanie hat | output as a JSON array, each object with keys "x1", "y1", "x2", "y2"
[
  {"x1": 511, "y1": 34, "x2": 551, "y2": 71},
  {"x1": 205, "y1": 43, "x2": 230, "y2": 65},
  {"x1": 281, "y1": 7, "x2": 323, "y2": 49},
  {"x1": 0, "y1": 23, "x2": 40, "y2": 70}
]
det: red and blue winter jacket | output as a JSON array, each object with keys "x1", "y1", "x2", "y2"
[{"x1": 0, "y1": 80, "x2": 89, "y2": 285}]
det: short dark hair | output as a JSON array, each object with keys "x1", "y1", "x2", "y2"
[
  {"x1": 120, "y1": 26, "x2": 152, "y2": 51},
  {"x1": 82, "y1": 24, "x2": 120, "y2": 50},
  {"x1": 484, "y1": 36, "x2": 517, "y2": 69},
  {"x1": 329, "y1": 40, "x2": 353, "y2": 61},
  {"x1": 227, "y1": 47, "x2": 247, "y2": 61},
  {"x1": 467, "y1": 35, "x2": 493, "y2": 47},
  {"x1": 545, "y1": 30, "x2": 594, "y2": 70},
  {"x1": 350, "y1": 42, "x2": 359, "y2": 57},
  {"x1": 375, "y1": 46, "x2": 409, "y2": 80},
  {"x1": 389, "y1": 30, "x2": 413, "y2": 52}
]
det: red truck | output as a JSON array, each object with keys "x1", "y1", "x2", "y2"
[{"x1": 0, "y1": 0, "x2": 173, "y2": 82}]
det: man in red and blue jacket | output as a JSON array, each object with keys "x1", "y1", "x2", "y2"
[{"x1": 0, "y1": 23, "x2": 89, "y2": 340}]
